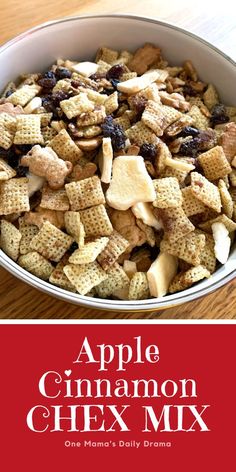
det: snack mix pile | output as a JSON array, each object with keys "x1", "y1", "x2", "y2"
[{"x1": 0, "y1": 43, "x2": 236, "y2": 300}]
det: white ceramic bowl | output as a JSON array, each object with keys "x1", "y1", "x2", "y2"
[{"x1": 0, "y1": 14, "x2": 235, "y2": 312}]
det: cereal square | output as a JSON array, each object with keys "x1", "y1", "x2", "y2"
[
  {"x1": 0, "y1": 158, "x2": 16, "y2": 181},
  {"x1": 190, "y1": 172, "x2": 222, "y2": 213},
  {"x1": 49, "y1": 255, "x2": 76, "y2": 292},
  {"x1": 160, "y1": 231, "x2": 206, "y2": 266},
  {"x1": 155, "y1": 206, "x2": 195, "y2": 242},
  {"x1": 14, "y1": 114, "x2": 43, "y2": 144},
  {"x1": 97, "y1": 230, "x2": 129, "y2": 270},
  {"x1": 65, "y1": 176, "x2": 105, "y2": 210},
  {"x1": 63, "y1": 261, "x2": 108, "y2": 295},
  {"x1": 60, "y1": 92, "x2": 94, "y2": 119},
  {"x1": 69, "y1": 237, "x2": 109, "y2": 264},
  {"x1": 49, "y1": 129, "x2": 83, "y2": 163},
  {"x1": 7, "y1": 84, "x2": 41, "y2": 106},
  {"x1": 181, "y1": 186, "x2": 206, "y2": 216},
  {"x1": 30, "y1": 221, "x2": 73, "y2": 262},
  {"x1": 0, "y1": 178, "x2": 30, "y2": 215},
  {"x1": 169, "y1": 265, "x2": 210, "y2": 293},
  {"x1": 0, "y1": 219, "x2": 21, "y2": 261},
  {"x1": 128, "y1": 272, "x2": 150, "y2": 300},
  {"x1": 40, "y1": 186, "x2": 70, "y2": 211},
  {"x1": 198, "y1": 146, "x2": 232, "y2": 181},
  {"x1": 153, "y1": 177, "x2": 182, "y2": 208},
  {"x1": 80, "y1": 204, "x2": 113, "y2": 237},
  {"x1": 18, "y1": 251, "x2": 53, "y2": 280},
  {"x1": 142, "y1": 100, "x2": 182, "y2": 136},
  {"x1": 96, "y1": 263, "x2": 129, "y2": 298},
  {"x1": 19, "y1": 218, "x2": 39, "y2": 255}
]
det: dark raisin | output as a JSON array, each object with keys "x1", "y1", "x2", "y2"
[
  {"x1": 15, "y1": 144, "x2": 33, "y2": 154},
  {"x1": 68, "y1": 242, "x2": 79, "y2": 254},
  {"x1": 90, "y1": 72, "x2": 107, "y2": 81},
  {"x1": 38, "y1": 71, "x2": 57, "y2": 89},
  {"x1": 106, "y1": 64, "x2": 125, "y2": 81},
  {"x1": 6, "y1": 151, "x2": 20, "y2": 169},
  {"x1": 5, "y1": 89, "x2": 13, "y2": 98},
  {"x1": 210, "y1": 103, "x2": 229, "y2": 126},
  {"x1": 55, "y1": 67, "x2": 72, "y2": 80},
  {"x1": 51, "y1": 91, "x2": 70, "y2": 107},
  {"x1": 178, "y1": 126, "x2": 200, "y2": 138},
  {"x1": 183, "y1": 84, "x2": 197, "y2": 97},
  {"x1": 101, "y1": 115, "x2": 126, "y2": 151},
  {"x1": 140, "y1": 143, "x2": 157, "y2": 161},
  {"x1": 16, "y1": 165, "x2": 28, "y2": 177},
  {"x1": 129, "y1": 95, "x2": 147, "y2": 121},
  {"x1": 179, "y1": 138, "x2": 201, "y2": 157},
  {"x1": 41, "y1": 96, "x2": 60, "y2": 119},
  {"x1": 110, "y1": 79, "x2": 120, "y2": 89}
]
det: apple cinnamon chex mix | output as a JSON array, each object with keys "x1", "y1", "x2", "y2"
[{"x1": 0, "y1": 43, "x2": 235, "y2": 299}]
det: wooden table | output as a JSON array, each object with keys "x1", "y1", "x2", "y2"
[{"x1": 0, "y1": 0, "x2": 236, "y2": 319}]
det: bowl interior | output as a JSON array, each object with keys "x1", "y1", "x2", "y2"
[{"x1": 0, "y1": 15, "x2": 235, "y2": 311}]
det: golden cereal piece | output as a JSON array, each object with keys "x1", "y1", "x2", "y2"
[
  {"x1": 0, "y1": 158, "x2": 16, "y2": 180},
  {"x1": 195, "y1": 230, "x2": 216, "y2": 274},
  {"x1": 64, "y1": 211, "x2": 84, "y2": 246},
  {"x1": 203, "y1": 84, "x2": 219, "y2": 110},
  {"x1": 188, "y1": 105, "x2": 209, "y2": 129},
  {"x1": 76, "y1": 105, "x2": 106, "y2": 127},
  {"x1": 181, "y1": 186, "x2": 206, "y2": 216},
  {"x1": 65, "y1": 175, "x2": 105, "y2": 211},
  {"x1": 169, "y1": 265, "x2": 210, "y2": 293},
  {"x1": 49, "y1": 129, "x2": 83, "y2": 163},
  {"x1": 153, "y1": 177, "x2": 182, "y2": 208},
  {"x1": 199, "y1": 213, "x2": 236, "y2": 233},
  {"x1": 41, "y1": 126, "x2": 57, "y2": 143},
  {"x1": 126, "y1": 120, "x2": 157, "y2": 145},
  {"x1": 0, "y1": 113, "x2": 16, "y2": 149},
  {"x1": 97, "y1": 230, "x2": 129, "y2": 270},
  {"x1": 69, "y1": 237, "x2": 109, "y2": 264},
  {"x1": 142, "y1": 100, "x2": 182, "y2": 136},
  {"x1": 104, "y1": 91, "x2": 119, "y2": 114},
  {"x1": 96, "y1": 262, "x2": 130, "y2": 298},
  {"x1": 190, "y1": 172, "x2": 222, "y2": 213},
  {"x1": 0, "y1": 177, "x2": 30, "y2": 215},
  {"x1": 19, "y1": 218, "x2": 39, "y2": 255},
  {"x1": 40, "y1": 186, "x2": 70, "y2": 211},
  {"x1": 14, "y1": 114, "x2": 43, "y2": 145},
  {"x1": 96, "y1": 47, "x2": 119, "y2": 64},
  {"x1": 30, "y1": 221, "x2": 73, "y2": 262},
  {"x1": 218, "y1": 179, "x2": 233, "y2": 218},
  {"x1": 113, "y1": 114, "x2": 131, "y2": 131},
  {"x1": 64, "y1": 261, "x2": 108, "y2": 295},
  {"x1": 128, "y1": 43, "x2": 161, "y2": 75},
  {"x1": 80, "y1": 204, "x2": 113, "y2": 237},
  {"x1": 220, "y1": 122, "x2": 236, "y2": 162},
  {"x1": 165, "y1": 115, "x2": 194, "y2": 137},
  {"x1": 49, "y1": 255, "x2": 76, "y2": 292},
  {"x1": 60, "y1": 92, "x2": 94, "y2": 119},
  {"x1": 198, "y1": 146, "x2": 231, "y2": 181},
  {"x1": 160, "y1": 231, "x2": 206, "y2": 266},
  {"x1": 128, "y1": 272, "x2": 150, "y2": 300},
  {"x1": 6, "y1": 84, "x2": 41, "y2": 107},
  {"x1": 24, "y1": 209, "x2": 65, "y2": 229},
  {"x1": 155, "y1": 206, "x2": 195, "y2": 243},
  {"x1": 0, "y1": 219, "x2": 22, "y2": 261},
  {"x1": 18, "y1": 251, "x2": 53, "y2": 280}
]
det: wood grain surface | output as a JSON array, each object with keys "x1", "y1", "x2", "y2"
[{"x1": 0, "y1": 0, "x2": 236, "y2": 319}]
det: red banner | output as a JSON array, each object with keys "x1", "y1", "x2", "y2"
[{"x1": 0, "y1": 324, "x2": 235, "y2": 471}]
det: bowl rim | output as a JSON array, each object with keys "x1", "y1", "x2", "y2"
[{"x1": 0, "y1": 13, "x2": 235, "y2": 312}]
